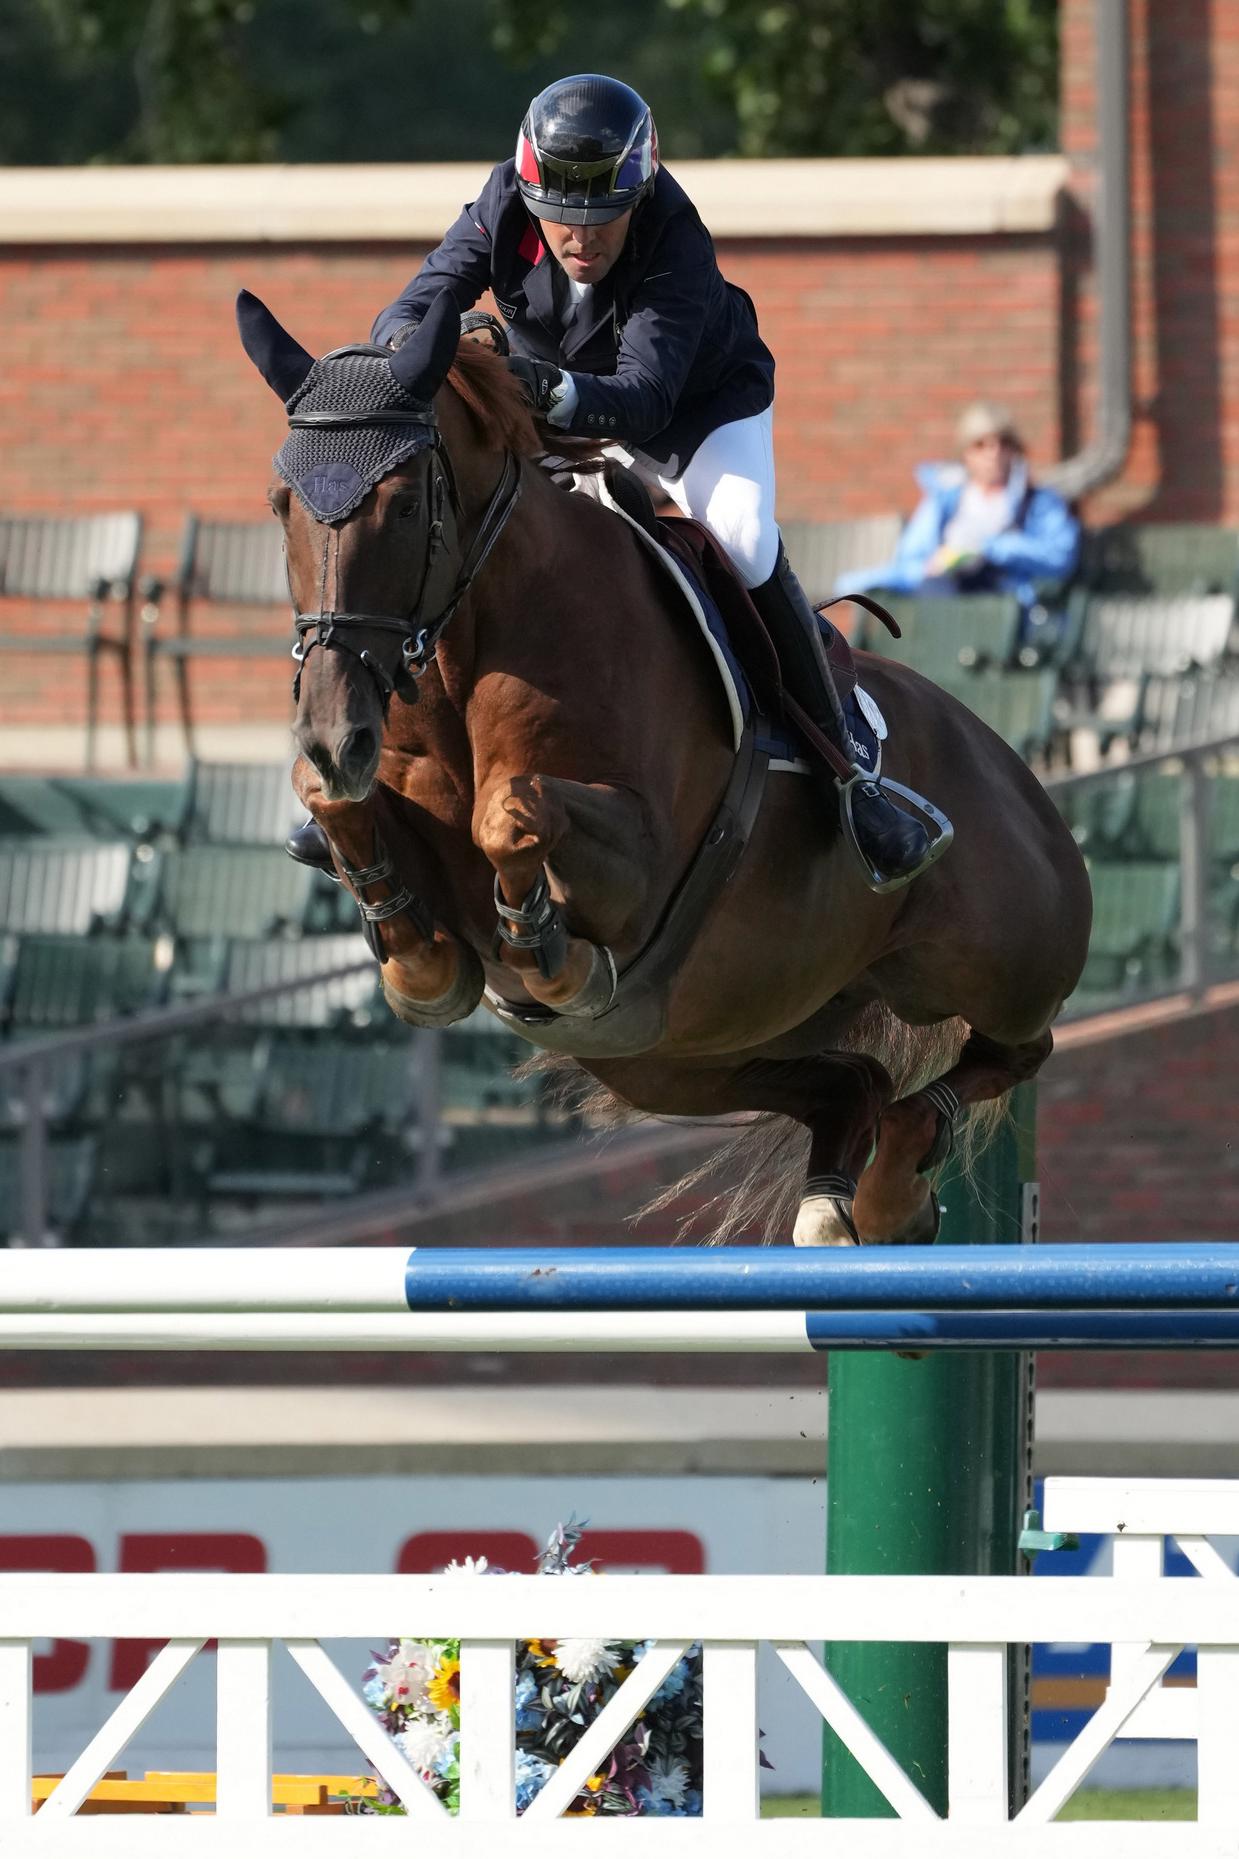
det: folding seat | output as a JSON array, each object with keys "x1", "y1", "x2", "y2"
[
  {"x1": 0, "y1": 512, "x2": 142, "y2": 768},
  {"x1": 938, "y1": 669, "x2": 1059, "y2": 761},
  {"x1": 178, "y1": 758, "x2": 299, "y2": 847},
  {"x1": 142, "y1": 516, "x2": 289, "y2": 761},
  {"x1": 861, "y1": 594, "x2": 1023, "y2": 679},
  {"x1": 0, "y1": 839, "x2": 132, "y2": 935},
  {"x1": 152, "y1": 845, "x2": 317, "y2": 940}
]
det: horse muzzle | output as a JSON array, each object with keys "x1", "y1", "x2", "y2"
[{"x1": 295, "y1": 721, "x2": 382, "y2": 803}]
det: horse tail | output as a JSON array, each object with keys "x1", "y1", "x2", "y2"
[{"x1": 524, "y1": 1009, "x2": 1010, "y2": 1244}]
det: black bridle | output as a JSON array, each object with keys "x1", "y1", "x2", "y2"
[{"x1": 289, "y1": 414, "x2": 523, "y2": 709}]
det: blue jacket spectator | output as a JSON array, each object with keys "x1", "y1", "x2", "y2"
[{"x1": 836, "y1": 402, "x2": 1080, "y2": 642}]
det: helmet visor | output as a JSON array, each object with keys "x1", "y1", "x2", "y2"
[{"x1": 516, "y1": 131, "x2": 651, "y2": 225}]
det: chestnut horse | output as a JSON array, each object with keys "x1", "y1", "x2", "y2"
[{"x1": 238, "y1": 288, "x2": 1092, "y2": 1244}]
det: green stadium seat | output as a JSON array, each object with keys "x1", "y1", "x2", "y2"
[
  {"x1": 938, "y1": 670, "x2": 1058, "y2": 760},
  {"x1": 1137, "y1": 674, "x2": 1239, "y2": 752},
  {"x1": 220, "y1": 936, "x2": 379, "y2": 1027},
  {"x1": 143, "y1": 516, "x2": 291, "y2": 762},
  {"x1": 179, "y1": 759, "x2": 298, "y2": 846},
  {"x1": 1082, "y1": 523, "x2": 1239, "y2": 599},
  {"x1": 0, "y1": 840, "x2": 133, "y2": 934},
  {"x1": 0, "y1": 512, "x2": 142, "y2": 769},
  {"x1": 1075, "y1": 595, "x2": 1234, "y2": 681},
  {"x1": 0, "y1": 776, "x2": 182, "y2": 842},
  {"x1": 1052, "y1": 777, "x2": 1137, "y2": 858},
  {"x1": 257, "y1": 1034, "x2": 417, "y2": 1136},
  {"x1": 1076, "y1": 859, "x2": 1180, "y2": 1000},
  {"x1": 860, "y1": 594, "x2": 1023, "y2": 679},
  {"x1": 782, "y1": 514, "x2": 903, "y2": 608},
  {"x1": 152, "y1": 845, "x2": 318, "y2": 940},
  {"x1": 3, "y1": 934, "x2": 165, "y2": 1032}
]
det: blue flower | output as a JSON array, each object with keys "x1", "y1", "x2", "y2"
[
  {"x1": 362, "y1": 1674, "x2": 386, "y2": 1708},
  {"x1": 433, "y1": 1731, "x2": 460, "y2": 1778},
  {"x1": 514, "y1": 1670, "x2": 541, "y2": 1732},
  {"x1": 515, "y1": 1748, "x2": 554, "y2": 1814},
  {"x1": 649, "y1": 1661, "x2": 689, "y2": 1707}
]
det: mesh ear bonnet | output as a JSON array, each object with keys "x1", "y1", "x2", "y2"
[{"x1": 275, "y1": 345, "x2": 439, "y2": 522}]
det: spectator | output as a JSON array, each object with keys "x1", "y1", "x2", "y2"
[{"x1": 835, "y1": 402, "x2": 1080, "y2": 643}]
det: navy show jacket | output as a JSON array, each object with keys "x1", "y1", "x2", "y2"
[{"x1": 372, "y1": 160, "x2": 775, "y2": 472}]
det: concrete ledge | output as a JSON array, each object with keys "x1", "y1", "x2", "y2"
[
  {"x1": 0, "y1": 156, "x2": 1069, "y2": 244},
  {"x1": 0, "y1": 1384, "x2": 1228, "y2": 1481}
]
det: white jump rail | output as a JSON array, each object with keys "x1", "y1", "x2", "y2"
[{"x1": 3, "y1": 1477, "x2": 1239, "y2": 1854}]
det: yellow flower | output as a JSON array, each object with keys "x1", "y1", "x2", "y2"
[
  {"x1": 524, "y1": 1638, "x2": 559, "y2": 1670},
  {"x1": 426, "y1": 1655, "x2": 460, "y2": 1713}
]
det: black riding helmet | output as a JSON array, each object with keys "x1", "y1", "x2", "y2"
[{"x1": 515, "y1": 74, "x2": 659, "y2": 227}]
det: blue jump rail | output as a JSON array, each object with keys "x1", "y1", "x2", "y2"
[{"x1": 402, "y1": 1243, "x2": 1239, "y2": 1314}]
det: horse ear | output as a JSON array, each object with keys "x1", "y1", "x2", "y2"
[
  {"x1": 387, "y1": 289, "x2": 461, "y2": 401},
  {"x1": 235, "y1": 289, "x2": 315, "y2": 403}
]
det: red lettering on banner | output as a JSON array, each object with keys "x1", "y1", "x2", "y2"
[
  {"x1": 109, "y1": 1533, "x2": 266, "y2": 1690},
  {"x1": 0, "y1": 1535, "x2": 94, "y2": 1693},
  {"x1": 397, "y1": 1532, "x2": 539, "y2": 1574},
  {"x1": 578, "y1": 1531, "x2": 706, "y2": 1574}
]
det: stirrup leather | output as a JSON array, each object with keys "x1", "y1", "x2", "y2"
[{"x1": 836, "y1": 766, "x2": 954, "y2": 896}]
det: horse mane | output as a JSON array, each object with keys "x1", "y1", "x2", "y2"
[
  {"x1": 447, "y1": 342, "x2": 542, "y2": 456},
  {"x1": 445, "y1": 339, "x2": 603, "y2": 468}
]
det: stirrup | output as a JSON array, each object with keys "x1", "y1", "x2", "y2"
[{"x1": 836, "y1": 766, "x2": 954, "y2": 895}]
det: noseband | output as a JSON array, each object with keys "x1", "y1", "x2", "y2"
[{"x1": 288, "y1": 410, "x2": 523, "y2": 710}]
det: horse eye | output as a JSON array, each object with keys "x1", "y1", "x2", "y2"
[{"x1": 396, "y1": 500, "x2": 420, "y2": 520}]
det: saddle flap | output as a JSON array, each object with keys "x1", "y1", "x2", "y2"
[{"x1": 654, "y1": 514, "x2": 860, "y2": 711}]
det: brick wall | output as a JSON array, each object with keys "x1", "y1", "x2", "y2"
[
  {"x1": 1061, "y1": 0, "x2": 1239, "y2": 523},
  {"x1": 0, "y1": 221, "x2": 1058, "y2": 736},
  {"x1": 4, "y1": 0, "x2": 1238, "y2": 732}
]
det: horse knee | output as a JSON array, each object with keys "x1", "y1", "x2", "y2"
[{"x1": 474, "y1": 775, "x2": 569, "y2": 887}]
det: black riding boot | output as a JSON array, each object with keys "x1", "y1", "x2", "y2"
[
  {"x1": 285, "y1": 817, "x2": 336, "y2": 874},
  {"x1": 749, "y1": 544, "x2": 933, "y2": 882}
]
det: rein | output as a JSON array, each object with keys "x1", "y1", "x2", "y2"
[{"x1": 290, "y1": 439, "x2": 523, "y2": 708}]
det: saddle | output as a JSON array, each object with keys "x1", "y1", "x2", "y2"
[{"x1": 601, "y1": 463, "x2": 898, "y2": 776}]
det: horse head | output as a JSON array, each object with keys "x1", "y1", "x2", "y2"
[{"x1": 238, "y1": 287, "x2": 514, "y2": 801}]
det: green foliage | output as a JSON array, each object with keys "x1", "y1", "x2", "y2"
[
  {"x1": 3, "y1": 0, "x2": 1057, "y2": 165},
  {"x1": 504, "y1": 0, "x2": 1058, "y2": 156}
]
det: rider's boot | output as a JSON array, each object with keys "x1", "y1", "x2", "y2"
[
  {"x1": 285, "y1": 817, "x2": 336, "y2": 874},
  {"x1": 749, "y1": 542, "x2": 933, "y2": 883}
]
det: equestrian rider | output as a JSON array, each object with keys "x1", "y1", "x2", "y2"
[{"x1": 290, "y1": 74, "x2": 933, "y2": 884}]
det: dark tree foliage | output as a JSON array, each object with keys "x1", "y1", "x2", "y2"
[
  {"x1": 504, "y1": 0, "x2": 1060, "y2": 155},
  {"x1": 1, "y1": 0, "x2": 1057, "y2": 166}
]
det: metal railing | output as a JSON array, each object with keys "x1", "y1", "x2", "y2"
[
  {"x1": 1044, "y1": 727, "x2": 1239, "y2": 1015},
  {"x1": 0, "y1": 958, "x2": 445, "y2": 1248}
]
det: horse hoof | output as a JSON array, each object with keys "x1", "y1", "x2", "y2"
[
  {"x1": 382, "y1": 942, "x2": 484, "y2": 1028},
  {"x1": 793, "y1": 1195, "x2": 859, "y2": 1247},
  {"x1": 854, "y1": 1185, "x2": 942, "y2": 1246}
]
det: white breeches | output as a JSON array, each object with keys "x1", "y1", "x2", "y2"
[{"x1": 611, "y1": 405, "x2": 779, "y2": 590}]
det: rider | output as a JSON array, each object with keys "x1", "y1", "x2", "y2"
[{"x1": 290, "y1": 74, "x2": 931, "y2": 884}]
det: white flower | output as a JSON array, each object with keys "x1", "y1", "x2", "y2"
[
  {"x1": 397, "y1": 1717, "x2": 452, "y2": 1774},
  {"x1": 376, "y1": 1639, "x2": 435, "y2": 1701},
  {"x1": 443, "y1": 1555, "x2": 490, "y2": 1576},
  {"x1": 553, "y1": 1637, "x2": 623, "y2": 1684},
  {"x1": 645, "y1": 1754, "x2": 690, "y2": 1809}
]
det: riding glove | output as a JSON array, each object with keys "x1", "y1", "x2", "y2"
[{"x1": 506, "y1": 355, "x2": 565, "y2": 412}]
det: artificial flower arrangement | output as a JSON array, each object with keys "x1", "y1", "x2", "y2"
[{"x1": 359, "y1": 1520, "x2": 704, "y2": 1817}]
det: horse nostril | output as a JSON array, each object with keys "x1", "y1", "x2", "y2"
[{"x1": 337, "y1": 726, "x2": 378, "y2": 783}]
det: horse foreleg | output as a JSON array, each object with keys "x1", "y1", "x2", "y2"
[
  {"x1": 474, "y1": 774, "x2": 652, "y2": 1017},
  {"x1": 852, "y1": 1027, "x2": 1053, "y2": 1243},
  {"x1": 293, "y1": 757, "x2": 483, "y2": 1027}
]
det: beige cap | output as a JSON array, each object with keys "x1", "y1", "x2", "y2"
[{"x1": 956, "y1": 400, "x2": 1024, "y2": 451}]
